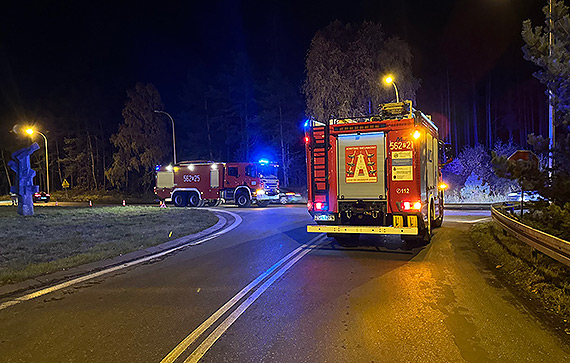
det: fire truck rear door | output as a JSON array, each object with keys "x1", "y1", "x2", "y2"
[{"x1": 337, "y1": 132, "x2": 386, "y2": 200}]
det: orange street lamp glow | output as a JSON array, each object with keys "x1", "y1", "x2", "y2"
[
  {"x1": 383, "y1": 75, "x2": 399, "y2": 102},
  {"x1": 26, "y1": 128, "x2": 34, "y2": 135}
]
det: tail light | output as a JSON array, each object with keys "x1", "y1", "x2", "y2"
[
  {"x1": 305, "y1": 136, "x2": 310, "y2": 144},
  {"x1": 314, "y1": 202, "x2": 328, "y2": 211},
  {"x1": 402, "y1": 201, "x2": 421, "y2": 211}
]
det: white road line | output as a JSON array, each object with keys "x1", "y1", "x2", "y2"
[
  {"x1": 0, "y1": 210, "x2": 242, "y2": 312},
  {"x1": 161, "y1": 234, "x2": 327, "y2": 363},
  {"x1": 184, "y1": 237, "x2": 325, "y2": 363},
  {"x1": 457, "y1": 217, "x2": 491, "y2": 224}
]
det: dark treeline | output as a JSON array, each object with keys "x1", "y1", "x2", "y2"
[{"x1": 0, "y1": 56, "x2": 306, "y2": 195}]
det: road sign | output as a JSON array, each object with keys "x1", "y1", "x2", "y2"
[
  {"x1": 62, "y1": 179, "x2": 70, "y2": 189},
  {"x1": 507, "y1": 150, "x2": 539, "y2": 168}
]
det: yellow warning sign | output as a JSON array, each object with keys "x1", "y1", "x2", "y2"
[
  {"x1": 62, "y1": 179, "x2": 70, "y2": 189},
  {"x1": 345, "y1": 145, "x2": 377, "y2": 183}
]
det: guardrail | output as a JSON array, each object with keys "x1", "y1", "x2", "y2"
[{"x1": 491, "y1": 203, "x2": 570, "y2": 267}]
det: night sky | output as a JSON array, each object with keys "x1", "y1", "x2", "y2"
[{"x1": 0, "y1": 0, "x2": 549, "y2": 146}]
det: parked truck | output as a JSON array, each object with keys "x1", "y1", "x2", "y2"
[
  {"x1": 155, "y1": 160, "x2": 279, "y2": 207},
  {"x1": 305, "y1": 101, "x2": 449, "y2": 245}
]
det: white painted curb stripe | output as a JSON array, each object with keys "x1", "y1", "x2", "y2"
[
  {"x1": 0, "y1": 210, "x2": 242, "y2": 311},
  {"x1": 161, "y1": 234, "x2": 326, "y2": 363}
]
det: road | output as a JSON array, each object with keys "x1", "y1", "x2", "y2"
[{"x1": 0, "y1": 205, "x2": 569, "y2": 362}]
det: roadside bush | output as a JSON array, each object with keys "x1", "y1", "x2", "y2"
[
  {"x1": 443, "y1": 140, "x2": 518, "y2": 203},
  {"x1": 522, "y1": 202, "x2": 570, "y2": 241}
]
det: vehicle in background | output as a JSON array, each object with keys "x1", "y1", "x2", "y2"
[
  {"x1": 154, "y1": 160, "x2": 279, "y2": 207},
  {"x1": 507, "y1": 191, "x2": 544, "y2": 203},
  {"x1": 33, "y1": 192, "x2": 50, "y2": 203},
  {"x1": 275, "y1": 188, "x2": 305, "y2": 204},
  {"x1": 305, "y1": 100, "x2": 451, "y2": 245}
]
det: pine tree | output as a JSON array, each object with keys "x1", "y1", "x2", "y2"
[
  {"x1": 522, "y1": 0, "x2": 570, "y2": 126},
  {"x1": 106, "y1": 83, "x2": 169, "y2": 192}
]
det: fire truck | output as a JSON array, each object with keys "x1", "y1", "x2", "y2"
[
  {"x1": 305, "y1": 101, "x2": 449, "y2": 245},
  {"x1": 154, "y1": 160, "x2": 280, "y2": 207}
]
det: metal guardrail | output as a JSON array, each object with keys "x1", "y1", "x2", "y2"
[{"x1": 491, "y1": 203, "x2": 570, "y2": 267}]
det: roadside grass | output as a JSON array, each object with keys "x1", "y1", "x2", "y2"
[
  {"x1": 0, "y1": 206, "x2": 218, "y2": 285},
  {"x1": 470, "y1": 222, "x2": 570, "y2": 323},
  {"x1": 49, "y1": 189, "x2": 157, "y2": 203}
]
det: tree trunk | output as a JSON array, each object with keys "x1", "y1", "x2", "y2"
[
  {"x1": 486, "y1": 77, "x2": 492, "y2": 148},
  {"x1": 205, "y1": 97, "x2": 214, "y2": 160},
  {"x1": 278, "y1": 104, "x2": 289, "y2": 187},
  {"x1": 55, "y1": 140, "x2": 63, "y2": 189},
  {"x1": 87, "y1": 131, "x2": 98, "y2": 189},
  {"x1": 1, "y1": 150, "x2": 12, "y2": 188},
  {"x1": 472, "y1": 77, "x2": 479, "y2": 145}
]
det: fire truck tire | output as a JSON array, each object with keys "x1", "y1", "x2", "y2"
[
  {"x1": 187, "y1": 192, "x2": 200, "y2": 207},
  {"x1": 433, "y1": 194, "x2": 444, "y2": 228},
  {"x1": 257, "y1": 200, "x2": 270, "y2": 207},
  {"x1": 172, "y1": 193, "x2": 187, "y2": 207},
  {"x1": 235, "y1": 192, "x2": 251, "y2": 208}
]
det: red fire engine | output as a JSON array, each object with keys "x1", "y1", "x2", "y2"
[
  {"x1": 305, "y1": 101, "x2": 449, "y2": 245},
  {"x1": 154, "y1": 160, "x2": 280, "y2": 207}
]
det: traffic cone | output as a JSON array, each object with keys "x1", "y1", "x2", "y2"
[
  {"x1": 89, "y1": 200, "x2": 92, "y2": 207},
  {"x1": 160, "y1": 200, "x2": 166, "y2": 208},
  {"x1": 122, "y1": 200, "x2": 126, "y2": 206}
]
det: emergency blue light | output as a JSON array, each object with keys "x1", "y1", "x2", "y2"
[
  {"x1": 155, "y1": 165, "x2": 161, "y2": 171},
  {"x1": 258, "y1": 158, "x2": 269, "y2": 165},
  {"x1": 303, "y1": 119, "x2": 310, "y2": 128}
]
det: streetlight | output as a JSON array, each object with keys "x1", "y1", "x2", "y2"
[
  {"x1": 154, "y1": 110, "x2": 177, "y2": 165},
  {"x1": 384, "y1": 76, "x2": 400, "y2": 103},
  {"x1": 25, "y1": 128, "x2": 49, "y2": 194}
]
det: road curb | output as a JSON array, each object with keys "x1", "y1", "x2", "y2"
[
  {"x1": 445, "y1": 203, "x2": 492, "y2": 210},
  {"x1": 0, "y1": 210, "x2": 230, "y2": 300}
]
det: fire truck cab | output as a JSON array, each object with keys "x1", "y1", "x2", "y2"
[
  {"x1": 305, "y1": 101, "x2": 448, "y2": 245},
  {"x1": 155, "y1": 160, "x2": 280, "y2": 207}
]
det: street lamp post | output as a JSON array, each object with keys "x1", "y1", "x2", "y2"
[
  {"x1": 26, "y1": 128, "x2": 49, "y2": 194},
  {"x1": 548, "y1": 0, "x2": 555, "y2": 172},
  {"x1": 384, "y1": 76, "x2": 400, "y2": 103},
  {"x1": 154, "y1": 110, "x2": 177, "y2": 165}
]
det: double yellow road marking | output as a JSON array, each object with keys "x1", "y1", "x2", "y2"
[{"x1": 161, "y1": 234, "x2": 327, "y2": 363}]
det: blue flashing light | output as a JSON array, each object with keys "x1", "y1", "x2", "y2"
[
  {"x1": 303, "y1": 119, "x2": 310, "y2": 128},
  {"x1": 155, "y1": 165, "x2": 161, "y2": 171},
  {"x1": 258, "y1": 158, "x2": 269, "y2": 165}
]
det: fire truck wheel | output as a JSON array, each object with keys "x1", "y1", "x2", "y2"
[
  {"x1": 172, "y1": 193, "x2": 187, "y2": 207},
  {"x1": 235, "y1": 192, "x2": 251, "y2": 208},
  {"x1": 187, "y1": 192, "x2": 200, "y2": 207},
  {"x1": 257, "y1": 200, "x2": 270, "y2": 208}
]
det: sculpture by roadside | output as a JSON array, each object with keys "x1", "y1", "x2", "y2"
[{"x1": 8, "y1": 143, "x2": 40, "y2": 216}]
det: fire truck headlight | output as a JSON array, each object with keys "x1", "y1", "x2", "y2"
[
  {"x1": 256, "y1": 189, "x2": 265, "y2": 195},
  {"x1": 211, "y1": 164, "x2": 218, "y2": 170},
  {"x1": 413, "y1": 130, "x2": 421, "y2": 139},
  {"x1": 403, "y1": 201, "x2": 411, "y2": 210},
  {"x1": 166, "y1": 165, "x2": 173, "y2": 171},
  {"x1": 188, "y1": 164, "x2": 195, "y2": 171},
  {"x1": 413, "y1": 202, "x2": 422, "y2": 210},
  {"x1": 439, "y1": 183, "x2": 448, "y2": 190}
]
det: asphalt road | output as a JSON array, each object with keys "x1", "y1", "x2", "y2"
[{"x1": 0, "y1": 205, "x2": 569, "y2": 362}]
